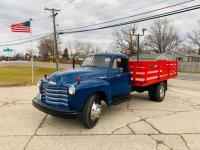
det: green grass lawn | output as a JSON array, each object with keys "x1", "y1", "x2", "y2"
[{"x1": 0, "y1": 66, "x2": 56, "y2": 86}]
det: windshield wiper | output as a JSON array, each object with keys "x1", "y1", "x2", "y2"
[
  {"x1": 82, "y1": 65, "x2": 108, "y2": 68},
  {"x1": 91, "y1": 65, "x2": 107, "y2": 68},
  {"x1": 82, "y1": 65, "x2": 91, "y2": 67},
  {"x1": 91, "y1": 65, "x2": 99, "y2": 67}
]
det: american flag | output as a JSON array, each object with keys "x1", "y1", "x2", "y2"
[{"x1": 10, "y1": 21, "x2": 31, "y2": 33}]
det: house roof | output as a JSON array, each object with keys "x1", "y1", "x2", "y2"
[
  {"x1": 166, "y1": 50, "x2": 200, "y2": 57},
  {"x1": 162, "y1": 53, "x2": 176, "y2": 59},
  {"x1": 139, "y1": 54, "x2": 161, "y2": 59},
  {"x1": 139, "y1": 53, "x2": 175, "y2": 60}
]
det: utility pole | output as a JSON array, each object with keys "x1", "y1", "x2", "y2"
[
  {"x1": 134, "y1": 28, "x2": 146, "y2": 61},
  {"x1": 45, "y1": 7, "x2": 60, "y2": 71}
]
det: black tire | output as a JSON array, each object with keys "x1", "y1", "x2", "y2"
[
  {"x1": 148, "y1": 86, "x2": 155, "y2": 100},
  {"x1": 152, "y1": 82, "x2": 166, "y2": 102},
  {"x1": 81, "y1": 94, "x2": 101, "y2": 129}
]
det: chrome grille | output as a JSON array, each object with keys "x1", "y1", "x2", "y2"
[{"x1": 41, "y1": 83, "x2": 69, "y2": 107}]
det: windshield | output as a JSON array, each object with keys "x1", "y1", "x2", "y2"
[{"x1": 81, "y1": 55, "x2": 111, "y2": 68}]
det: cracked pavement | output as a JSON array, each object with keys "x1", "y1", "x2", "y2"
[{"x1": 0, "y1": 76, "x2": 200, "y2": 150}]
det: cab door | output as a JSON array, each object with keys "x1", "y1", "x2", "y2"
[{"x1": 108, "y1": 57, "x2": 131, "y2": 97}]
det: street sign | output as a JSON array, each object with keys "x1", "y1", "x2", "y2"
[{"x1": 3, "y1": 47, "x2": 13, "y2": 52}]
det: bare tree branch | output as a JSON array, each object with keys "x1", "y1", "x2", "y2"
[
  {"x1": 188, "y1": 24, "x2": 200, "y2": 55},
  {"x1": 67, "y1": 40, "x2": 100, "y2": 56},
  {"x1": 146, "y1": 19, "x2": 181, "y2": 53},
  {"x1": 38, "y1": 37, "x2": 54, "y2": 61},
  {"x1": 113, "y1": 24, "x2": 137, "y2": 56}
]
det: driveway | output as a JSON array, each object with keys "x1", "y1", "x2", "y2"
[{"x1": 0, "y1": 74, "x2": 200, "y2": 150}]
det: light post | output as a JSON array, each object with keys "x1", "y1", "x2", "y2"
[{"x1": 134, "y1": 28, "x2": 146, "y2": 61}]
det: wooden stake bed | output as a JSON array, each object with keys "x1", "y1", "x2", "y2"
[{"x1": 128, "y1": 60, "x2": 178, "y2": 87}]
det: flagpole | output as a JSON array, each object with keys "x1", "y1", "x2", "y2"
[{"x1": 30, "y1": 18, "x2": 33, "y2": 83}]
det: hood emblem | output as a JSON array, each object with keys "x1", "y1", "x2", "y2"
[{"x1": 48, "y1": 81, "x2": 57, "y2": 85}]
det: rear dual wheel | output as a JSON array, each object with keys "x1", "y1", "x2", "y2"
[{"x1": 148, "y1": 82, "x2": 166, "y2": 102}]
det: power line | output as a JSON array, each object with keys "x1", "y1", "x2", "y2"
[
  {"x1": 59, "y1": 0, "x2": 195, "y2": 32},
  {"x1": 59, "y1": 5, "x2": 200, "y2": 34},
  {"x1": 1, "y1": 3, "x2": 199, "y2": 47},
  {"x1": 58, "y1": 0, "x2": 169, "y2": 29},
  {"x1": 0, "y1": 34, "x2": 53, "y2": 46},
  {"x1": 0, "y1": 0, "x2": 190, "y2": 43},
  {"x1": 58, "y1": 0, "x2": 192, "y2": 30},
  {"x1": 0, "y1": 32, "x2": 52, "y2": 44}
]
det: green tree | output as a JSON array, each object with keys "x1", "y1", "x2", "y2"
[{"x1": 62, "y1": 48, "x2": 69, "y2": 59}]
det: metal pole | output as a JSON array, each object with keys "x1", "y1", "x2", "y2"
[
  {"x1": 137, "y1": 35, "x2": 140, "y2": 61},
  {"x1": 72, "y1": 55, "x2": 76, "y2": 70},
  {"x1": 134, "y1": 28, "x2": 146, "y2": 62},
  {"x1": 45, "y1": 8, "x2": 60, "y2": 71},
  {"x1": 30, "y1": 19, "x2": 34, "y2": 83}
]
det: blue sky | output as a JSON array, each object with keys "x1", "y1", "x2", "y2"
[{"x1": 0, "y1": 0, "x2": 200, "y2": 56}]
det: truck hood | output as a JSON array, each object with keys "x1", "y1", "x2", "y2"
[{"x1": 49, "y1": 67, "x2": 108, "y2": 86}]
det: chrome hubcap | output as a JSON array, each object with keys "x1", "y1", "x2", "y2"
[
  {"x1": 160, "y1": 85, "x2": 165, "y2": 98},
  {"x1": 91, "y1": 101, "x2": 102, "y2": 121}
]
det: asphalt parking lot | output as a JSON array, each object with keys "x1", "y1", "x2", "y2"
[{"x1": 0, "y1": 73, "x2": 200, "y2": 150}]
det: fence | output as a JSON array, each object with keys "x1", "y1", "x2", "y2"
[{"x1": 178, "y1": 62, "x2": 200, "y2": 73}]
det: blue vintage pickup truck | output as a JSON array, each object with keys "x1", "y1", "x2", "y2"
[{"x1": 33, "y1": 53, "x2": 177, "y2": 128}]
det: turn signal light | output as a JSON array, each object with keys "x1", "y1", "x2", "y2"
[{"x1": 75, "y1": 77, "x2": 81, "y2": 84}]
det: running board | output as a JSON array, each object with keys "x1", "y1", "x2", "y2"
[{"x1": 112, "y1": 95, "x2": 129, "y2": 105}]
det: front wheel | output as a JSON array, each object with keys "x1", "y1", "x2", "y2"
[{"x1": 81, "y1": 94, "x2": 102, "y2": 128}]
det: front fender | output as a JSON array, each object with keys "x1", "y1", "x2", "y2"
[{"x1": 68, "y1": 79, "x2": 111, "y2": 112}]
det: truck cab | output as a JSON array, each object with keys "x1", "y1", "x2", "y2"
[{"x1": 33, "y1": 53, "x2": 177, "y2": 128}]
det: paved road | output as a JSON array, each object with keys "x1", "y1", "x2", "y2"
[
  {"x1": 177, "y1": 72, "x2": 200, "y2": 81},
  {"x1": 0, "y1": 61, "x2": 78, "y2": 69},
  {"x1": 0, "y1": 77, "x2": 200, "y2": 150}
]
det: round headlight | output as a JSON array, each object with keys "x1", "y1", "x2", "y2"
[
  {"x1": 37, "y1": 80, "x2": 41, "y2": 87},
  {"x1": 68, "y1": 85, "x2": 76, "y2": 95}
]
